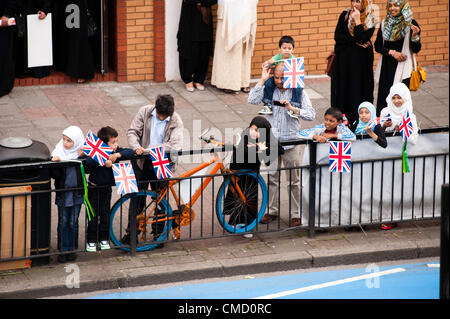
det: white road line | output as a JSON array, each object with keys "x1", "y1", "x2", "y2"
[
  {"x1": 427, "y1": 264, "x2": 440, "y2": 268},
  {"x1": 253, "y1": 268, "x2": 406, "y2": 299}
]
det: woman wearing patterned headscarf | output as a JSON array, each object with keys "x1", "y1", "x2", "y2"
[
  {"x1": 330, "y1": 0, "x2": 378, "y2": 128},
  {"x1": 374, "y1": 0, "x2": 421, "y2": 114}
]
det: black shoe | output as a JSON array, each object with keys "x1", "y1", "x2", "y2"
[
  {"x1": 57, "y1": 254, "x2": 67, "y2": 263},
  {"x1": 66, "y1": 253, "x2": 77, "y2": 261}
]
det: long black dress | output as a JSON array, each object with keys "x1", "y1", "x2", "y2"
[
  {"x1": 177, "y1": 0, "x2": 216, "y2": 85},
  {"x1": 53, "y1": 0, "x2": 96, "y2": 80},
  {"x1": 0, "y1": 0, "x2": 17, "y2": 97},
  {"x1": 331, "y1": 10, "x2": 375, "y2": 127},
  {"x1": 374, "y1": 19, "x2": 421, "y2": 114},
  {"x1": 15, "y1": 0, "x2": 52, "y2": 79}
]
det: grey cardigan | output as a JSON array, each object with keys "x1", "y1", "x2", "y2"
[{"x1": 127, "y1": 104, "x2": 184, "y2": 169}]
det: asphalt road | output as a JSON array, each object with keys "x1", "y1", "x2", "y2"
[{"x1": 56, "y1": 257, "x2": 440, "y2": 300}]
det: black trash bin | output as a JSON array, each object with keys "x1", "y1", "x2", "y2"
[{"x1": 0, "y1": 137, "x2": 51, "y2": 266}]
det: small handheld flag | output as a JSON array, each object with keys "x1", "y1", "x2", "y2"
[
  {"x1": 283, "y1": 57, "x2": 305, "y2": 89},
  {"x1": 367, "y1": 114, "x2": 391, "y2": 131},
  {"x1": 148, "y1": 145, "x2": 173, "y2": 179},
  {"x1": 82, "y1": 130, "x2": 113, "y2": 166},
  {"x1": 112, "y1": 162, "x2": 139, "y2": 195},
  {"x1": 398, "y1": 110, "x2": 414, "y2": 142},
  {"x1": 329, "y1": 141, "x2": 351, "y2": 173}
]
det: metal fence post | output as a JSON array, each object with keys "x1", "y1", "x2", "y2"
[
  {"x1": 441, "y1": 183, "x2": 449, "y2": 300},
  {"x1": 308, "y1": 142, "x2": 317, "y2": 238},
  {"x1": 129, "y1": 193, "x2": 137, "y2": 256}
]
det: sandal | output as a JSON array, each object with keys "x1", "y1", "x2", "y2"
[
  {"x1": 223, "y1": 89, "x2": 234, "y2": 94},
  {"x1": 380, "y1": 223, "x2": 397, "y2": 230},
  {"x1": 240, "y1": 87, "x2": 250, "y2": 93}
]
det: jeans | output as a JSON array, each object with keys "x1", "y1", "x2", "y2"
[{"x1": 57, "y1": 205, "x2": 82, "y2": 252}]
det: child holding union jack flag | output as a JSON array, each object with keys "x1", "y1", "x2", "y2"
[
  {"x1": 380, "y1": 82, "x2": 419, "y2": 145},
  {"x1": 82, "y1": 126, "x2": 134, "y2": 252}
]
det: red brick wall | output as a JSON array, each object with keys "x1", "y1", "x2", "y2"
[{"x1": 251, "y1": 0, "x2": 449, "y2": 78}]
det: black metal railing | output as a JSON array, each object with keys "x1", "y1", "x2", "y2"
[{"x1": 0, "y1": 127, "x2": 448, "y2": 263}]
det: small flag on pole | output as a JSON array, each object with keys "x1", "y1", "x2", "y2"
[
  {"x1": 283, "y1": 57, "x2": 305, "y2": 89},
  {"x1": 148, "y1": 145, "x2": 173, "y2": 179},
  {"x1": 82, "y1": 130, "x2": 113, "y2": 166},
  {"x1": 329, "y1": 141, "x2": 351, "y2": 173},
  {"x1": 398, "y1": 110, "x2": 414, "y2": 142},
  {"x1": 112, "y1": 162, "x2": 139, "y2": 195}
]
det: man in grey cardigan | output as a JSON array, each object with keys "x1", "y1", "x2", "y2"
[
  {"x1": 127, "y1": 94, "x2": 184, "y2": 188},
  {"x1": 124, "y1": 94, "x2": 184, "y2": 245}
]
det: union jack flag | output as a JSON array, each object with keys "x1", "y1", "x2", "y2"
[
  {"x1": 148, "y1": 145, "x2": 173, "y2": 179},
  {"x1": 112, "y1": 162, "x2": 138, "y2": 195},
  {"x1": 329, "y1": 141, "x2": 351, "y2": 173},
  {"x1": 82, "y1": 131, "x2": 113, "y2": 166},
  {"x1": 399, "y1": 110, "x2": 414, "y2": 142},
  {"x1": 367, "y1": 114, "x2": 391, "y2": 131},
  {"x1": 283, "y1": 57, "x2": 305, "y2": 89}
]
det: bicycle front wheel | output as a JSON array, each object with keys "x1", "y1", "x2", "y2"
[
  {"x1": 110, "y1": 191, "x2": 173, "y2": 252},
  {"x1": 215, "y1": 170, "x2": 268, "y2": 234}
]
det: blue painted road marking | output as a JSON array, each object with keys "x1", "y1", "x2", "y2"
[{"x1": 88, "y1": 261, "x2": 439, "y2": 299}]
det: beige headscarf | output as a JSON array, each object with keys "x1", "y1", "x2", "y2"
[{"x1": 347, "y1": 0, "x2": 378, "y2": 36}]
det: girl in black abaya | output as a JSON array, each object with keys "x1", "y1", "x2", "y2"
[{"x1": 225, "y1": 117, "x2": 283, "y2": 227}]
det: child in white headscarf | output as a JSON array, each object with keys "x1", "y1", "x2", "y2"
[
  {"x1": 51, "y1": 125, "x2": 85, "y2": 263},
  {"x1": 380, "y1": 82, "x2": 419, "y2": 144},
  {"x1": 353, "y1": 101, "x2": 388, "y2": 148}
]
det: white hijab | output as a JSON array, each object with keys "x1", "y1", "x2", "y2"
[
  {"x1": 382, "y1": 82, "x2": 419, "y2": 144},
  {"x1": 51, "y1": 126, "x2": 85, "y2": 160},
  {"x1": 385, "y1": 82, "x2": 413, "y2": 120}
]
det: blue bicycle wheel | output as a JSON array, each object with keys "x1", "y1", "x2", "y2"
[
  {"x1": 215, "y1": 171, "x2": 268, "y2": 234},
  {"x1": 109, "y1": 191, "x2": 172, "y2": 252}
]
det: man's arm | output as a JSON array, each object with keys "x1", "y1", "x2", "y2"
[
  {"x1": 248, "y1": 65, "x2": 272, "y2": 105},
  {"x1": 127, "y1": 106, "x2": 146, "y2": 151},
  {"x1": 298, "y1": 90, "x2": 315, "y2": 121}
]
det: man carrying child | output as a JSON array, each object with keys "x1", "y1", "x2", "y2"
[{"x1": 248, "y1": 58, "x2": 316, "y2": 227}]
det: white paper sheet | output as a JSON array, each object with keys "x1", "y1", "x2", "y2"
[{"x1": 27, "y1": 13, "x2": 53, "y2": 68}]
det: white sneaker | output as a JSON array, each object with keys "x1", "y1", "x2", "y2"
[
  {"x1": 100, "y1": 240, "x2": 111, "y2": 250},
  {"x1": 258, "y1": 105, "x2": 272, "y2": 115},
  {"x1": 243, "y1": 233, "x2": 253, "y2": 239},
  {"x1": 86, "y1": 242, "x2": 97, "y2": 252}
]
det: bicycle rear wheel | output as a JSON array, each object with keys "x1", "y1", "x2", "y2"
[
  {"x1": 109, "y1": 191, "x2": 172, "y2": 252},
  {"x1": 215, "y1": 170, "x2": 268, "y2": 234}
]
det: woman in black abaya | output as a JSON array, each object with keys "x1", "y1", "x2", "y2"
[
  {"x1": 53, "y1": 0, "x2": 97, "y2": 83},
  {"x1": 15, "y1": 0, "x2": 52, "y2": 79},
  {"x1": 0, "y1": 0, "x2": 17, "y2": 97},
  {"x1": 330, "y1": 0, "x2": 377, "y2": 127}
]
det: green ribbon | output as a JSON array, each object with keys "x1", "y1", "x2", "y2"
[
  {"x1": 402, "y1": 141, "x2": 410, "y2": 173},
  {"x1": 80, "y1": 162, "x2": 95, "y2": 221}
]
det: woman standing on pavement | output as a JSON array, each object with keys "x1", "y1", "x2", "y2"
[
  {"x1": 177, "y1": 0, "x2": 217, "y2": 93},
  {"x1": 330, "y1": 0, "x2": 377, "y2": 127},
  {"x1": 0, "y1": 0, "x2": 17, "y2": 97},
  {"x1": 374, "y1": 0, "x2": 421, "y2": 113}
]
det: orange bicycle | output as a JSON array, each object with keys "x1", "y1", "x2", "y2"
[{"x1": 109, "y1": 129, "x2": 268, "y2": 251}]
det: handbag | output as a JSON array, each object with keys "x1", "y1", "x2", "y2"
[
  {"x1": 87, "y1": 9, "x2": 98, "y2": 37},
  {"x1": 409, "y1": 54, "x2": 426, "y2": 91},
  {"x1": 326, "y1": 52, "x2": 336, "y2": 77}
]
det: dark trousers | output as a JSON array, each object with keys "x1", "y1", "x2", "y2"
[
  {"x1": 86, "y1": 185, "x2": 112, "y2": 242},
  {"x1": 128, "y1": 159, "x2": 166, "y2": 236},
  {"x1": 179, "y1": 41, "x2": 211, "y2": 84}
]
